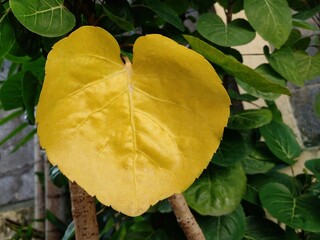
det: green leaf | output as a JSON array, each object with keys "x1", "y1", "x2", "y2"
[
  {"x1": 212, "y1": 129, "x2": 248, "y2": 166},
  {"x1": 197, "y1": 13, "x2": 255, "y2": 47},
  {"x1": 216, "y1": 0, "x2": 244, "y2": 13},
  {"x1": 268, "y1": 48, "x2": 299, "y2": 84},
  {"x1": 305, "y1": 159, "x2": 320, "y2": 181},
  {"x1": 292, "y1": 19, "x2": 318, "y2": 31},
  {"x1": 61, "y1": 221, "x2": 74, "y2": 240},
  {"x1": 49, "y1": 165, "x2": 68, "y2": 188},
  {"x1": 22, "y1": 72, "x2": 38, "y2": 124},
  {"x1": 0, "y1": 8, "x2": 15, "y2": 58},
  {"x1": 236, "y1": 64, "x2": 285, "y2": 100},
  {"x1": 228, "y1": 90, "x2": 258, "y2": 102},
  {"x1": 184, "y1": 35, "x2": 290, "y2": 95},
  {"x1": 228, "y1": 109, "x2": 272, "y2": 130},
  {"x1": 102, "y1": 5, "x2": 134, "y2": 31},
  {"x1": 0, "y1": 71, "x2": 24, "y2": 110},
  {"x1": 242, "y1": 149, "x2": 276, "y2": 175},
  {"x1": 293, "y1": 5, "x2": 320, "y2": 20},
  {"x1": 295, "y1": 51, "x2": 320, "y2": 83},
  {"x1": 144, "y1": 0, "x2": 185, "y2": 31},
  {"x1": 184, "y1": 164, "x2": 246, "y2": 216},
  {"x1": 243, "y1": 174, "x2": 274, "y2": 205},
  {"x1": 22, "y1": 56, "x2": 46, "y2": 81},
  {"x1": 244, "y1": 0, "x2": 291, "y2": 48},
  {"x1": 46, "y1": 210, "x2": 67, "y2": 232},
  {"x1": 199, "y1": 205, "x2": 246, "y2": 240},
  {"x1": 260, "y1": 183, "x2": 320, "y2": 232},
  {"x1": 259, "y1": 121, "x2": 302, "y2": 165},
  {"x1": 9, "y1": 0, "x2": 76, "y2": 37},
  {"x1": 244, "y1": 216, "x2": 286, "y2": 240}
]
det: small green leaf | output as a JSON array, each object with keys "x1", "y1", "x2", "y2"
[
  {"x1": 268, "y1": 48, "x2": 300, "y2": 84},
  {"x1": 184, "y1": 35, "x2": 290, "y2": 95},
  {"x1": 61, "y1": 221, "x2": 75, "y2": 240},
  {"x1": 102, "y1": 5, "x2": 134, "y2": 31},
  {"x1": 0, "y1": 8, "x2": 15, "y2": 58},
  {"x1": 212, "y1": 129, "x2": 248, "y2": 166},
  {"x1": 228, "y1": 109, "x2": 272, "y2": 130},
  {"x1": 292, "y1": 19, "x2": 318, "y2": 31},
  {"x1": 260, "y1": 183, "x2": 320, "y2": 232},
  {"x1": 305, "y1": 159, "x2": 320, "y2": 181},
  {"x1": 242, "y1": 152, "x2": 276, "y2": 175},
  {"x1": 244, "y1": 216, "x2": 286, "y2": 240},
  {"x1": 9, "y1": 0, "x2": 76, "y2": 37},
  {"x1": 295, "y1": 51, "x2": 320, "y2": 83},
  {"x1": 144, "y1": 0, "x2": 185, "y2": 31},
  {"x1": 228, "y1": 90, "x2": 258, "y2": 102},
  {"x1": 259, "y1": 121, "x2": 302, "y2": 165},
  {"x1": 0, "y1": 71, "x2": 24, "y2": 110},
  {"x1": 184, "y1": 164, "x2": 246, "y2": 216},
  {"x1": 293, "y1": 5, "x2": 320, "y2": 20},
  {"x1": 244, "y1": 0, "x2": 291, "y2": 48},
  {"x1": 236, "y1": 64, "x2": 285, "y2": 100},
  {"x1": 22, "y1": 72, "x2": 38, "y2": 124},
  {"x1": 22, "y1": 56, "x2": 46, "y2": 81},
  {"x1": 199, "y1": 205, "x2": 246, "y2": 240},
  {"x1": 49, "y1": 165, "x2": 68, "y2": 188},
  {"x1": 197, "y1": 13, "x2": 255, "y2": 47}
]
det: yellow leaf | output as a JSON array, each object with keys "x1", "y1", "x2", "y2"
[{"x1": 36, "y1": 26, "x2": 230, "y2": 216}]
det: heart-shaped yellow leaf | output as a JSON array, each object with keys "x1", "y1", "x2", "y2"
[{"x1": 36, "y1": 26, "x2": 230, "y2": 216}]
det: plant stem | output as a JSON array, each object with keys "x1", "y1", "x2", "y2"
[
  {"x1": 168, "y1": 194, "x2": 205, "y2": 240},
  {"x1": 69, "y1": 181, "x2": 99, "y2": 240}
]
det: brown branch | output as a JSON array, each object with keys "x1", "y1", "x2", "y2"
[
  {"x1": 168, "y1": 194, "x2": 205, "y2": 240},
  {"x1": 69, "y1": 181, "x2": 99, "y2": 240}
]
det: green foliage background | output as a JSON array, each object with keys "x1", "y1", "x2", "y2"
[{"x1": 0, "y1": 0, "x2": 320, "y2": 239}]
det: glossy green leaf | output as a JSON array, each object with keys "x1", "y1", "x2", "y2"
[
  {"x1": 228, "y1": 109, "x2": 272, "y2": 130},
  {"x1": 22, "y1": 56, "x2": 46, "y2": 81},
  {"x1": 292, "y1": 19, "x2": 318, "y2": 31},
  {"x1": 244, "y1": 0, "x2": 291, "y2": 48},
  {"x1": 242, "y1": 152, "x2": 275, "y2": 175},
  {"x1": 61, "y1": 221, "x2": 74, "y2": 240},
  {"x1": 184, "y1": 164, "x2": 246, "y2": 216},
  {"x1": 199, "y1": 205, "x2": 246, "y2": 240},
  {"x1": 0, "y1": 8, "x2": 15, "y2": 58},
  {"x1": 305, "y1": 159, "x2": 320, "y2": 181},
  {"x1": 0, "y1": 71, "x2": 24, "y2": 110},
  {"x1": 236, "y1": 64, "x2": 285, "y2": 100},
  {"x1": 268, "y1": 48, "x2": 320, "y2": 86},
  {"x1": 184, "y1": 35, "x2": 290, "y2": 95},
  {"x1": 144, "y1": 0, "x2": 185, "y2": 31},
  {"x1": 197, "y1": 13, "x2": 255, "y2": 47},
  {"x1": 244, "y1": 216, "x2": 286, "y2": 240},
  {"x1": 260, "y1": 183, "x2": 320, "y2": 232},
  {"x1": 293, "y1": 5, "x2": 320, "y2": 20},
  {"x1": 49, "y1": 165, "x2": 68, "y2": 188},
  {"x1": 9, "y1": 0, "x2": 76, "y2": 37},
  {"x1": 228, "y1": 90, "x2": 258, "y2": 102},
  {"x1": 243, "y1": 174, "x2": 274, "y2": 205},
  {"x1": 295, "y1": 51, "x2": 320, "y2": 82},
  {"x1": 22, "y1": 72, "x2": 38, "y2": 124},
  {"x1": 259, "y1": 121, "x2": 302, "y2": 165},
  {"x1": 212, "y1": 129, "x2": 248, "y2": 166},
  {"x1": 102, "y1": 5, "x2": 134, "y2": 31}
]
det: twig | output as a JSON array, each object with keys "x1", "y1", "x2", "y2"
[
  {"x1": 168, "y1": 194, "x2": 205, "y2": 240},
  {"x1": 69, "y1": 181, "x2": 99, "y2": 240}
]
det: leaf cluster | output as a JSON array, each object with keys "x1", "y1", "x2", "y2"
[{"x1": 0, "y1": 0, "x2": 320, "y2": 239}]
